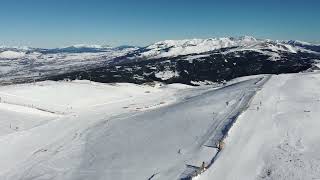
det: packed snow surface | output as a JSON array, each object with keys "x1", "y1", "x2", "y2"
[
  {"x1": 0, "y1": 72, "x2": 319, "y2": 180},
  {"x1": 198, "y1": 72, "x2": 320, "y2": 180},
  {"x1": 0, "y1": 75, "x2": 268, "y2": 180}
]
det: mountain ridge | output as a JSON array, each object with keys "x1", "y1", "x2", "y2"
[
  {"x1": 1, "y1": 36, "x2": 319, "y2": 55},
  {"x1": 1, "y1": 36, "x2": 320, "y2": 85}
]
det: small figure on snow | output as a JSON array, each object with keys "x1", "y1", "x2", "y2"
[
  {"x1": 200, "y1": 161, "x2": 206, "y2": 172},
  {"x1": 178, "y1": 149, "x2": 181, "y2": 154}
]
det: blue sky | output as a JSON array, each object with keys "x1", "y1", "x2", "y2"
[{"x1": 0, "y1": 0, "x2": 319, "y2": 48}]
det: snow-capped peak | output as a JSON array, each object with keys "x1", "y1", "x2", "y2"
[{"x1": 140, "y1": 36, "x2": 284, "y2": 58}]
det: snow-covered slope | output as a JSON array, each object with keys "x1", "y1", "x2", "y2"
[
  {"x1": 198, "y1": 72, "x2": 320, "y2": 180},
  {"x1": 0, "y1": 75, "x2": 268, "y2": 180},
  {"x1": 0, "y1": 71, "x2": 320, "y2": 180},
  {"x1": 285, "y1": 40, "x2": 320, "y2": 53},
  {"x1": 140, "y1": 36, "x2": 309, "y2": 58},
  {"x1": 1, "y1": 36, "x2": 320, "y2": 180},
  {"x1": 0, "y1": 80, "x2": 199, "y2": 178}
]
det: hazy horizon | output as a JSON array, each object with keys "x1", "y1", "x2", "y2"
[
  {"x1": 1, "y1": 0, "x2": 319, "y2": 48},
  {"x1": 1, "y1": 35, "x2": 320, "y2": 49}
]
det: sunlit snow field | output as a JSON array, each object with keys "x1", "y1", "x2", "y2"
[
  {"x1": 0, "y1": 72, "x2": 319, "y2": 180},
  {"x1": 0, "y1": 75, "x2": 263, "y2": 179}
]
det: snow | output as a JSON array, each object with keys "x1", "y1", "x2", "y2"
[
  {"x1": 0, "y1": 36, "x2": 317, "y2": 85},
  {"x1": 184, "y1": 54, "x2": 211, "y2": 62},
  {"x1": 198, "y1": 72, "x2": 320, "y2": 180},
  {"x1": 0, "y1": 80, "x2": 195, "y2": 180},
  {"x1": 0, "y1": 103, "x2": 56, "y2": 136},
  {"x1": 0, "y1": 80, "x2": 166, "y2": 112},
  {"x1": 155, "y1": 70, "x2": 179, "y2": 80},
  {"x1": 141, "y1": 37, "x2": 241, "y2": 58},
  {"x1": 140, "y1": 36, "x2": 303, "y2": 58},
  {"x1": 0, "y1": 75, "x2": 268, "y2": 180},
  {"x1": 224, "y1": 48, "x2": 282, "y2": 61},
  {"x1": 190, "y1": 80, "x2": 218, "y2": 86},
  {"x1": 285, "y1": 40, "x2": 320, "y2": 46},
  {"x1": 1, "y1": 63, "x2": 320, "y2": 180},
  {"x1": 0, "y1": 47, "x2": 137, "y2": 84},
  {"x1": 1, "y1": 67, "x2": 319, "y2": 180},
  {"x1": 0, "y1": 51, "x2": 26, "y2": 59}
]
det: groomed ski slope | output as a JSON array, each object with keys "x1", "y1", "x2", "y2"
[
  {"x1": 0, "y1": 75, "x2": 268, "y2": 180},
  {"x1": 71, "y1": 76, "x2": 268, "y2": 180},
  {"x1": 198, "y1": 72, "x2": 320, "y2": 180}
]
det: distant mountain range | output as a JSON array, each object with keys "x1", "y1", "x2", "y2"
[
  {"x1": 1, "y1": 36, "x2": 319, "y2": 59},
  {"x1": 0, "y1": 44, "x2": 139, "y2": 56},
  {"x1": 1, "y1": 36, "x2": 320, "y2": 85}
]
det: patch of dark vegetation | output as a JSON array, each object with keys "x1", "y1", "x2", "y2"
[{"x1": 46, "y1": 50, "x2": 316, "y2": 85}]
